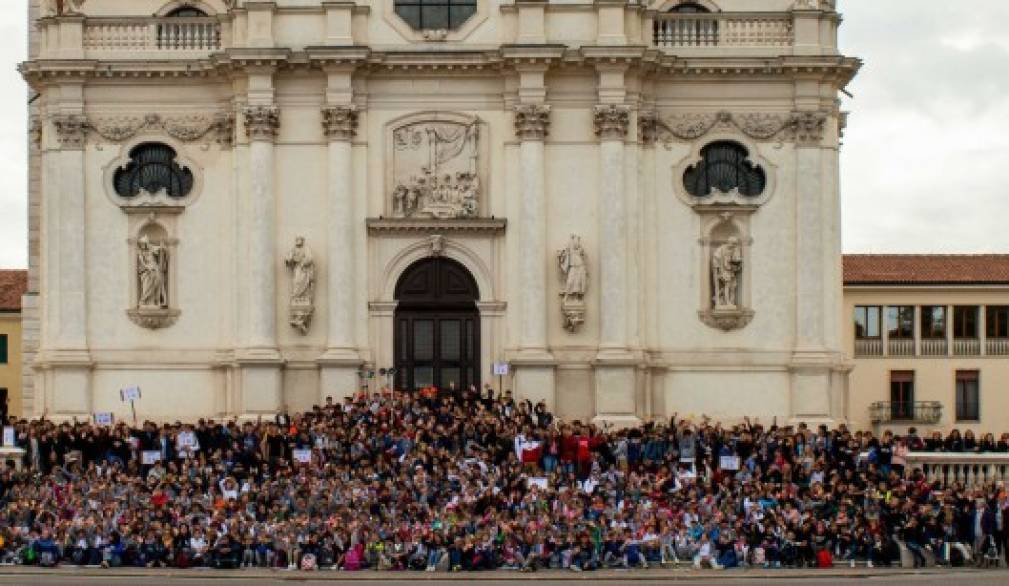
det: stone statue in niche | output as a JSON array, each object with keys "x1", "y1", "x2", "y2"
[
  {"x1": 557, "y1": 234, "x2": 588, "y2": 333},
  {"x1": 285, "y1": 236, "x2": 316, "y2": 335},
  {"x1": 391, "y1": 120, "x2": 480, "y2": 219},
  {"x1": 711, "y1": 237, "x2": 743, "y2": 309},
  {"x1": 137, "y1": 235, "x2": 169, "y2": 309}
]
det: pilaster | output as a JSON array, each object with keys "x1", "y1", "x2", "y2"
[
  {"x1": 238, "y1": 98, "x2": 283, "y2": 414},
  {"x1": 319, "y1": 103, "x2": 362, "y2": 400}
]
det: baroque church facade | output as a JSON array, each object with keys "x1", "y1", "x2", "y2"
[{"x1": 21, "y1": 0, "x2": 858, "y2": 423}]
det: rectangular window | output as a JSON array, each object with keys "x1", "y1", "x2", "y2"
[
  {"x1": 0, "y1": 334, "x2": 7, "y2": 364},
  {"x1": 953, "y1": 306, "x2": 979, "y2": 339},
  {"x1": 956, "y1": 370, "x2": 980, "y2": 422},
  {"x1": 920, "y1": 306, "x2": 947, "y2": 339},
  {"x1": 886, "y1": 306, "x2": 914, "y2": 339},
  {"x1": 854, "y1": 306, "x2": 881, "y2": 338},
  {"x1": 889, "y1": 370, "x2": 914, "y2": 420},
  {"x1": 987, "y1": 306, "x2": 1009, "y2": 338}
]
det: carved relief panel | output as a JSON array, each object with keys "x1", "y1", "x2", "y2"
[{"x1": 386, "y1": 113, "x2": 487, "y2": 220}]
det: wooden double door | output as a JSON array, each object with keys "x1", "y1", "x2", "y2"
[{"x1": 394, "y1": 257, "x2": 480, "y2": 392}]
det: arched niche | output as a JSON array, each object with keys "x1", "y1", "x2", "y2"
[{"x1": 126, "y1": 214, "x2": 181, "y2": 329}]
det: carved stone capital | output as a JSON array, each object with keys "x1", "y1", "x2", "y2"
[
  {"x1": 638, "y1": 111, "x2": 660, "y2": 145},
  {"x1": 52, "y1": 114, "x2": 88, "y2": 150},
  {"x1": 321, "y1": 105, "x2": 359, "y2": 141},
  {"x1": 593, "y1": 104, "x2": 630, "y2": 141},
  {"x1": 29, "y1": 115, "x2": 42, "y2": 150},
  {"x1": 789, "y1": 111, "x2": 828, "y2": 146},
  {"x1": 214, "y1": 113, "x2": 236, "y2": 148},
  {"x1": 242, "y1": 106, "x2": 280, "y2": 142},
  {"x1": 513, "y1": 104, "x2": 551, "y2": 141}
]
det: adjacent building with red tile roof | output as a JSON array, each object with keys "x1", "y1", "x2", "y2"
[
  {"x1": 844, "y1": 254, "x2": 1009, "y2": 286},
  {"x1": 842, "y1": 255, "x2": 1009, "y2": 434},
  {"x1": 0, "y1": 270, "x2": 27, "y2": 312},
  {"x1": 0, "y1": 269, "x2": 26, "y2": 418}
]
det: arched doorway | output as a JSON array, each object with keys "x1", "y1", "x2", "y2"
[{"x1": 394, "y1": 257, "x2": 480, "y2": 392}]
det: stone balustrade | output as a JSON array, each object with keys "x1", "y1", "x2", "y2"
[
  {"x1": 652, "y1": 12, "x2": 794, "y2": 49},
  {"x1": 905, "y1": 452, "x2": 1009, "y2": 487},
  {"x1": 987, "y1": 337, "x2": 1009, "y2": 356},
  {"x1": 80, "y1": 17, "x2": 222, "y2": 57},
  {"x1": 85, "y1": 17, "x2": 221, "y2": 52},
  {"x1": 854, "y1": 338, "x2": 882, "y2": 357}
]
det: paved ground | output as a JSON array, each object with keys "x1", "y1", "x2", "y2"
[{"x1": 0, "y1": 568, "x2": 1006, "y2": 586}]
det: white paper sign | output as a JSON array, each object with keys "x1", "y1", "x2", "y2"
[
  {"x1": 2, "y1": 427, "x2": 14, "y2": 447},
  {"x1": 120, "y1": 386, "x2": 141, "y2": 402},
  {"x1": 177, "y1": 431, "x2": 197, "y2": 449},
  {"x1": 293, "y1": 449, "x2": 312, "y2": 464},
  {"x1": 94, "y1": 412, "x2": 114, "y2": 426},
  {"x1": 719, "y1": 455, "x2": 741, "y2": 471},
  {"x1": 526, "y1": 477, "x2": 549, "y2": 490},
  {"x1": 493, "y1": 362, "x2": 509, "y2": 376},
  {"x1": 142, "y1": 450, "x2": 162, "y2": 465}
]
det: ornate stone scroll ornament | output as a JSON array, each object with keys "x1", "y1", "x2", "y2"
[
  {"x1": 513, "y1": 105, "x2": 551, "y2": 140},
  {"x1": 52, "y1": 114, "x2": 88, "y2": 149},
  {"x1": 322, "y1": 106, "x2": 359, "y2": 141},
  {"x1": 88, "y1": 113, "x2": 235, "y2": 146},
  {"x1": 284, "y1": 237, "x2": 316, "y2": 335},
  {"x1": 390, "y1": 118, "x2": 481, "y2": 219},
  {"x1": 557, "y1": 234, "x2": 588, "y2": 333},
  {"x1": 243, "y1": 106, "x2": 280, "y2": 141},
  {"x1": 593, "y1": 105, "x2": 631, "y2": 140},
  {"x1": 643, "y1": 110, "x2": 829, "y2": 145}
]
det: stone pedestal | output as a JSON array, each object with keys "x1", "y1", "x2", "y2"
[
  {"x1": 512, "y1": 361, "x2": 556, "y2": 412},
  {"x1": 238, "y1": 361, "x2": 284, "y2": 417},
  {"x1": 593, "y1": 361, "x2": 640, "y2": 427}
]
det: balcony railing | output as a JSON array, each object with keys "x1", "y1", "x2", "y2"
[
  {"x1": 905, "y1": 452, "x2": 1009, "y2": 487},
  {"x1": 952, "y1": 338, "x2": 980, "y2": 356},
  {"x1": 887, "y1": 338, "x2": 914, "y2": 357},
  {"x1": 919, "y1": 338, "x2": 947, "y2": 357},
  {"x1": 869, "y1": 401, "x2": 942, "y2": 425},
  {"x1": 652, "y1": 12, "x2": 793, "y2": 49},
  {"x1": 854, "y1": 338, "x2": 883, "y2": 357},
  {"x1": 987, "y1": 338, "x2": 1009, "y2": 356},
  {"x1": 82, "y1": 17, "x2": 222, "y2": 56}
]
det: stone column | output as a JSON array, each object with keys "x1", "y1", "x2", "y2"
[
  {"x1": 238, "y1": 105, "x2": 283, "y2": 415},
  {"x1": 511, "y1": 104, "x2": 555, "y2": 408},
  {"x1": 592, "y1": 104, "x2": 638, "y2": 426},
  {"x1": 44, "y1": 112, "x2": 92, "y2": 418},
  {"x1": 319, "y1": 105, "x2": 362, "y2": 400}
]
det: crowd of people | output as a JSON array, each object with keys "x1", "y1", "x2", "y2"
[{"x1": 0, "y1": 384, "x2": 1007, "y2": 572}]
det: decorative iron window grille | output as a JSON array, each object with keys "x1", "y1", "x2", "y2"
[
  {"x1": 683, "y1": 141, "x2": 766, "y2": 198},
  {"x1": 113, "y1": 143, "x2": 194, "y2": 199}
]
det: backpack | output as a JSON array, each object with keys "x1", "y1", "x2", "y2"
[
  {"x1": 301, "y1": 553, "x2": 318, "y2": 571},
  {"x1": 816, "y1": 549, "x2": 833, "y2": 568},
  {"x1": 344, "y1": 544, "x2": 363, "y2": 571}
]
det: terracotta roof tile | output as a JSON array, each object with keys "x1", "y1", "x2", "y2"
[
  {"x1": 843, "y1": 255, "x2": 1009, "y2": 285},
  {"x1": 0, "y1": 270, "x2": 27, "y2": 312}
]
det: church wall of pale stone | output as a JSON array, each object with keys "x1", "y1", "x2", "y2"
[{"x1": 23, "y1": 0, "x2": 856, "y2": 424}]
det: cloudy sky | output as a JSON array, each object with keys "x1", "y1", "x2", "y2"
[{"x1": 0, "y1": 1, "x2": 1008, "y2": 268}]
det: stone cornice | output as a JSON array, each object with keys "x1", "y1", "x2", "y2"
[
  {"x1": 20, "y1": 53, "x2": 860, "y2": 87},
  {"x1": 366, "y1": 217, "x2": 507, "y2": 234}
]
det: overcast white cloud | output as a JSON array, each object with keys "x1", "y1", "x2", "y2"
[{"x1": 0, "y1": 1, "x2": 1007, "y2": 268}]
